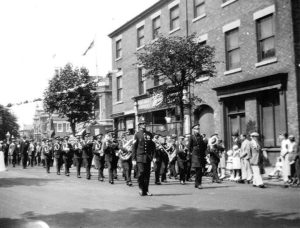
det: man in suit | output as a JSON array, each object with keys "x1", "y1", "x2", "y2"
[
  {"x1": 153, "y1": 134, "x2": 163, "y2": 185},
  {"x1": 53, "y1": 136, "x2": 62, "y2": 175},
  {"x1": 20, "y1": 136, "x2": 30, "y2": 169},
  {"x1": 82, "y1": 133, "x2": 93, "y2": 179},
  {"x1": 132, "y1": 120, "x2": 155, "y2": 196},
  {"x1": 103, "y1": 132, "x2": 117, "y2": 184},
  {"x1": 62, "y1": 136, "x2": 72, "y2": 176},
  {"x1": 188, "y1": 124, "x2": 207, "y2": 189},
  {"x1": 93, "y1": 134, "x2": 105, "y2": 181},
  {"x1": 43, "y1": 139, "x2": 53, "y2": 173},
  {"x1": 73, "y1": 135, "x2": 83, "y2": 178}
]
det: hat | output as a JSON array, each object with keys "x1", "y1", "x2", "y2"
[
  {"x1": 55, "y1": 136, "x2": 61, "y2": 140},
  {"x1": 171, "y1": 134, "x2": 177, "y2": 139},
  {"x1": 233, "y1": 145, "x2": 239, "y2": 151},
  {"x1": 232, "y1": 132, "x2": 239, "y2": 137},
  {"x1": 64, "y1": 136, "x2": 69, "y2": 140},
  {"x1": 84, "y1": 133, "x2": 91, "y2": 137},
  {"x1": 288, "y1": 135, "x2": 295, "y2": 140},
  {"x1": 209, "y1": 136, "x2": 218, "y2": 145},
  {"x1": 42, "y1": 138, "x2": 47, "y2": 142},
  {"x1": 192, "y1": 124, "x2": 200, "y2": 130},
  {"x1": 250, "y1": 132, "x2": 259, "y2": 137},
  {"x1": 138, "y1": 121, "x2": 146, "y2": 126}
]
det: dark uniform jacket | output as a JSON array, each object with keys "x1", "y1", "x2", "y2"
[
  {"x1": 132, "y1": 129, "x2": 155, "y2": 163},
  {"x1": 20, "y1": 140, "x2": 29, "y2": 157},
  {"x1": 103, "y1": 140, "x2": 117, "y2": 162},
  {"x1": 93, "y1": 141, "x2": 103, "y2": 159},
  {"x1": 82, "y1": 140, "x2": 93, "y2": 159},
  {"x1": 188, "y1": 133, "x2": 207, "y2": 168},
  {"x1": 53, "y1": 143, "x2": 62, "y2": 158},
  {"x1": 73, "y1": 142, "x2": 83, "y2": 158},
  {"x1": 176, "y1": 142, "x2": 187, "y2": 162},
  {"x1": 206, "y1": 146, "x2": 220, "y2": 164}
]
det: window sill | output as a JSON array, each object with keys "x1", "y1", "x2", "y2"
[
  {"x1": 255, "y1": 57, "x2": 277, "y2": 68},
  {"x1": 221, "y1": 0, "x2": 238, "y2": 8},
  {"x1": 115, "y1": 101, "x2": 124, "y2": 105},
  {"x1": 136, "y1": 45, "x2": 145, "y2": 51},
  {"x1": 115, "y1": 57, "x2": 122, "y2": 62},
  {"x1": 196, "y1": 76, "x2": 209, "y2": 83},
  {"x1": 224, "y1": 67, "x2": 242, "y2": 75},
  {"x1": 169, "y1": 27, "x2": 180, "y2": 35},
  {"x1": 192, "y1": 14, "x2": 206, "y2": 23}
]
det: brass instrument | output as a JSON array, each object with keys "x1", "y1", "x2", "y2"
[
  {"x1": 94, "y1": 141, "x2": 104, "y2": 156},
  {"x1": 157, "y1": 140, "x2": 177, "y2": 162},
  {"x1": 62, "y1": 143, "x2": 70, "y2": 153},
  {"x1": 118, "y1": 138, "x2": 134, "y2": 160}
]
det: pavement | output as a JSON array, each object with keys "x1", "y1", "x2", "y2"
[{"x1": 0, "y1": 165, "x2": 300, "y2": 228}]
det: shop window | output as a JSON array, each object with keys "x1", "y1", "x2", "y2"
[
  {"x1": 259, "y1": 91, "x2": 280, "y2": 147},
  {"x1": 225, "y1": 98, "x2": 245, "y2": 148}
]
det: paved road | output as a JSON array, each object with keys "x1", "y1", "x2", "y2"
[{"x1": 0, "y1": 166, "x2": 300, "y2": 228}]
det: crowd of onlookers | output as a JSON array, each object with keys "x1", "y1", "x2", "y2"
[{"x1": 0, "y1": 131, "x2": 299, "y2": 188}]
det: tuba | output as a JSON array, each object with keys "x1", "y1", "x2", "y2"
[{"x1": 118, "y1": 138, "x2": 134, "y2": 160}]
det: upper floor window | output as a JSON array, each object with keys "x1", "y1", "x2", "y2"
[
  {"x1": 256, "y1": 14, "x2": 275, "y2": 61},
  {"x1": 116, "y1": 76, "x2": 123, "y2": 102},
  {"x1": 225, "y1": 28, "x2": 240, "y2": 70},
  {"x1": 170, "y1": 5, "x2": 180, "y2": 31},
  {"x1": 152, "y1": 16, "x2": 161, "y2": 40},
  {"x1": 116, "y1": 39, "x2": 122, "y2": 59},
  {"x1": 137, "y1": 26, "x2": 145, "y2": 48},
  {"x1": 194, "y1": 0, "x2": 205, "y2": 18},
  {"x1": 57, "y1": 123, "x2": 63, "y2": 132},
  {"x1": 138, "y1": 68, "x2": 146, "y2": 95}
]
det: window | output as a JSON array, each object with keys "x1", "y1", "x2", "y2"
[
  {"x1": 257, "y1": 14, "x2": 275, "y2": 61},
  {"x1": 152, "y1": 16, "x2": 161, "y2": 40},
  {"x1": 194, "y1": 0, "x2": 205, "y2": 18},
  {"x1": 138, "y1": 68, "x2": 146, "y2": 95},
  {"x1": 225, "y1": 28, "x2": 240, "y2": 70},
  {"x1": 57, "y1": 123, "x2": 63, "y2": 132},
  {"x1": 226, "y1": 98, "x2": 245, "y2": 148},
  {"x1": 170, "y1": 5, "x2": 180, "y2": 31},
  {"x1": 118, "y1": 118, "x2": 125, "y2": 130},
  {"x1": 154, "y1": 76, "x2": 160, "y2": 87},
  {"x1": 137, "y1": 26, "x2": 145, "y2": 48},
  {"x1": 259, "y1": 91, "x2": 281, "y2": 147},
  {"x1": 116, "y1": 39, "x2": 122, "y2": 59},
  {"x1": 116, "y1": 76, "x2": 122, "y2": 102}
]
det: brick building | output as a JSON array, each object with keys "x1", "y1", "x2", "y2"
[{"x1": 109, "y1": 0, "x2": 300, "y2": 164}]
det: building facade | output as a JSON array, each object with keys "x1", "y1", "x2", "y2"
[{"x1": 109, "y1": 0, "x2": 300, "y2": 164}]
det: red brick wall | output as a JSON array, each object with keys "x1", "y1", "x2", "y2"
[{"x1": 110, "y1": 0, "x2": 299, "y2": 139}]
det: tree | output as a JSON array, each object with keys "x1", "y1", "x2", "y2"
[
  {"x1": 136, "y1": 34, "x2": 216, "y2": 135},
  {"x1": 43, "y1": 63, "x2": 97, "y2": 135},
  {"x1": 0, "y1": 104, "x2": 19, "y2": 140}
]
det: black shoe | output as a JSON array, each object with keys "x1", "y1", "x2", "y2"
[
  {"x1": 197, "y1": 185, "x2": 203, "y2": 189},
  {"x1": 77, "y1": 175, "x2": 81, "y2": 178},
  {"x1": 139, "y1": 191, "x2": 145, "y2": 196},
  {"x1": 180, "y1": 181, "x2": 185, "y2": 185},
  {"x1": 238, "y1": 180, "x2": 245, "y2": 184},
  {"x1": 155, "y1": 182, "x2": 162, "y2": 185},
  {"x1": 215, "y1": 180, "x2": 221, "y2": 184},
  {"x1": 57, "y1": 172, "x2": 60, "y2": 175},
  {"x1": 66, "y1": 173, "x2": 69, "y2": 176},
  {"x1": 99, "y1": 178, "x2": 104, "y2": 182},
  {"x1": 127, "y1": 182, "x2": 133, "y2": 186},
  {"x1": 87, "y1": 176, "x2": 91, "y2": 180},
  {"x1": 259, "y1": 185, "x2": 266, "y2": 188},
  {"x1": 109, "y1": 181, "x2": 114, "y2": 184}
]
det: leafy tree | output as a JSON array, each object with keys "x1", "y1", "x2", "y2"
[
  {"x1": 43, "y1": 63, "x2": 97, "y2": 135},
  {"x1": 136, "y1": 34, "x2": 216, "y2": 135},
  {"x1": 0, "y1": 104, "x2": 19, "y2": 140}
]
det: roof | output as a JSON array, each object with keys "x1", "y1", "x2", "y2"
[{"x1": 108, "y1": 0, "x2": 171, "y2": 38}]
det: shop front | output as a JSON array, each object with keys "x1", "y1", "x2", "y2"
[{"x1": 213, "y1": 73, "x2": 288, "y2": 166}]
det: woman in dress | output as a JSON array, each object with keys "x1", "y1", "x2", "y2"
[{"x1": 0, "y1": 141, "x2": 7, "y2": 171}]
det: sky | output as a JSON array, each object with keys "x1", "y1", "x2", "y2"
[{"x1": 0, "y1": 0, "x2": 159, "y2": 129}]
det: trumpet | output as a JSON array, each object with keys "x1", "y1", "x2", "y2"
[{"x1": 118, "y1": 138, "x2": 134, "y2": 160}]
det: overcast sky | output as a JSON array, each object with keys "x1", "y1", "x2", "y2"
[{"x1": 0, "y1": 0, "x2": 158, "y2": 128}]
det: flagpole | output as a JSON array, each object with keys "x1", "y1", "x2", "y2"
[{"x1": 94, "y1": 34, "x2": 99, "y2": 76}]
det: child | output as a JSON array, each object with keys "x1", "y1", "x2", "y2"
[
  {"x1": 226, "y1": 150, "x2": 234, "y2": 181},
  {"x1": 268, "y1": 156, "x2": 283, "y2": 178},
  {"x1": 232, "y1": 145, "x2": 241, "y2": 181}
]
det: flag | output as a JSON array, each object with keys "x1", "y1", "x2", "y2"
[{"x1": 82, "y1": 40, "x2": 95, "y2": 56}]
